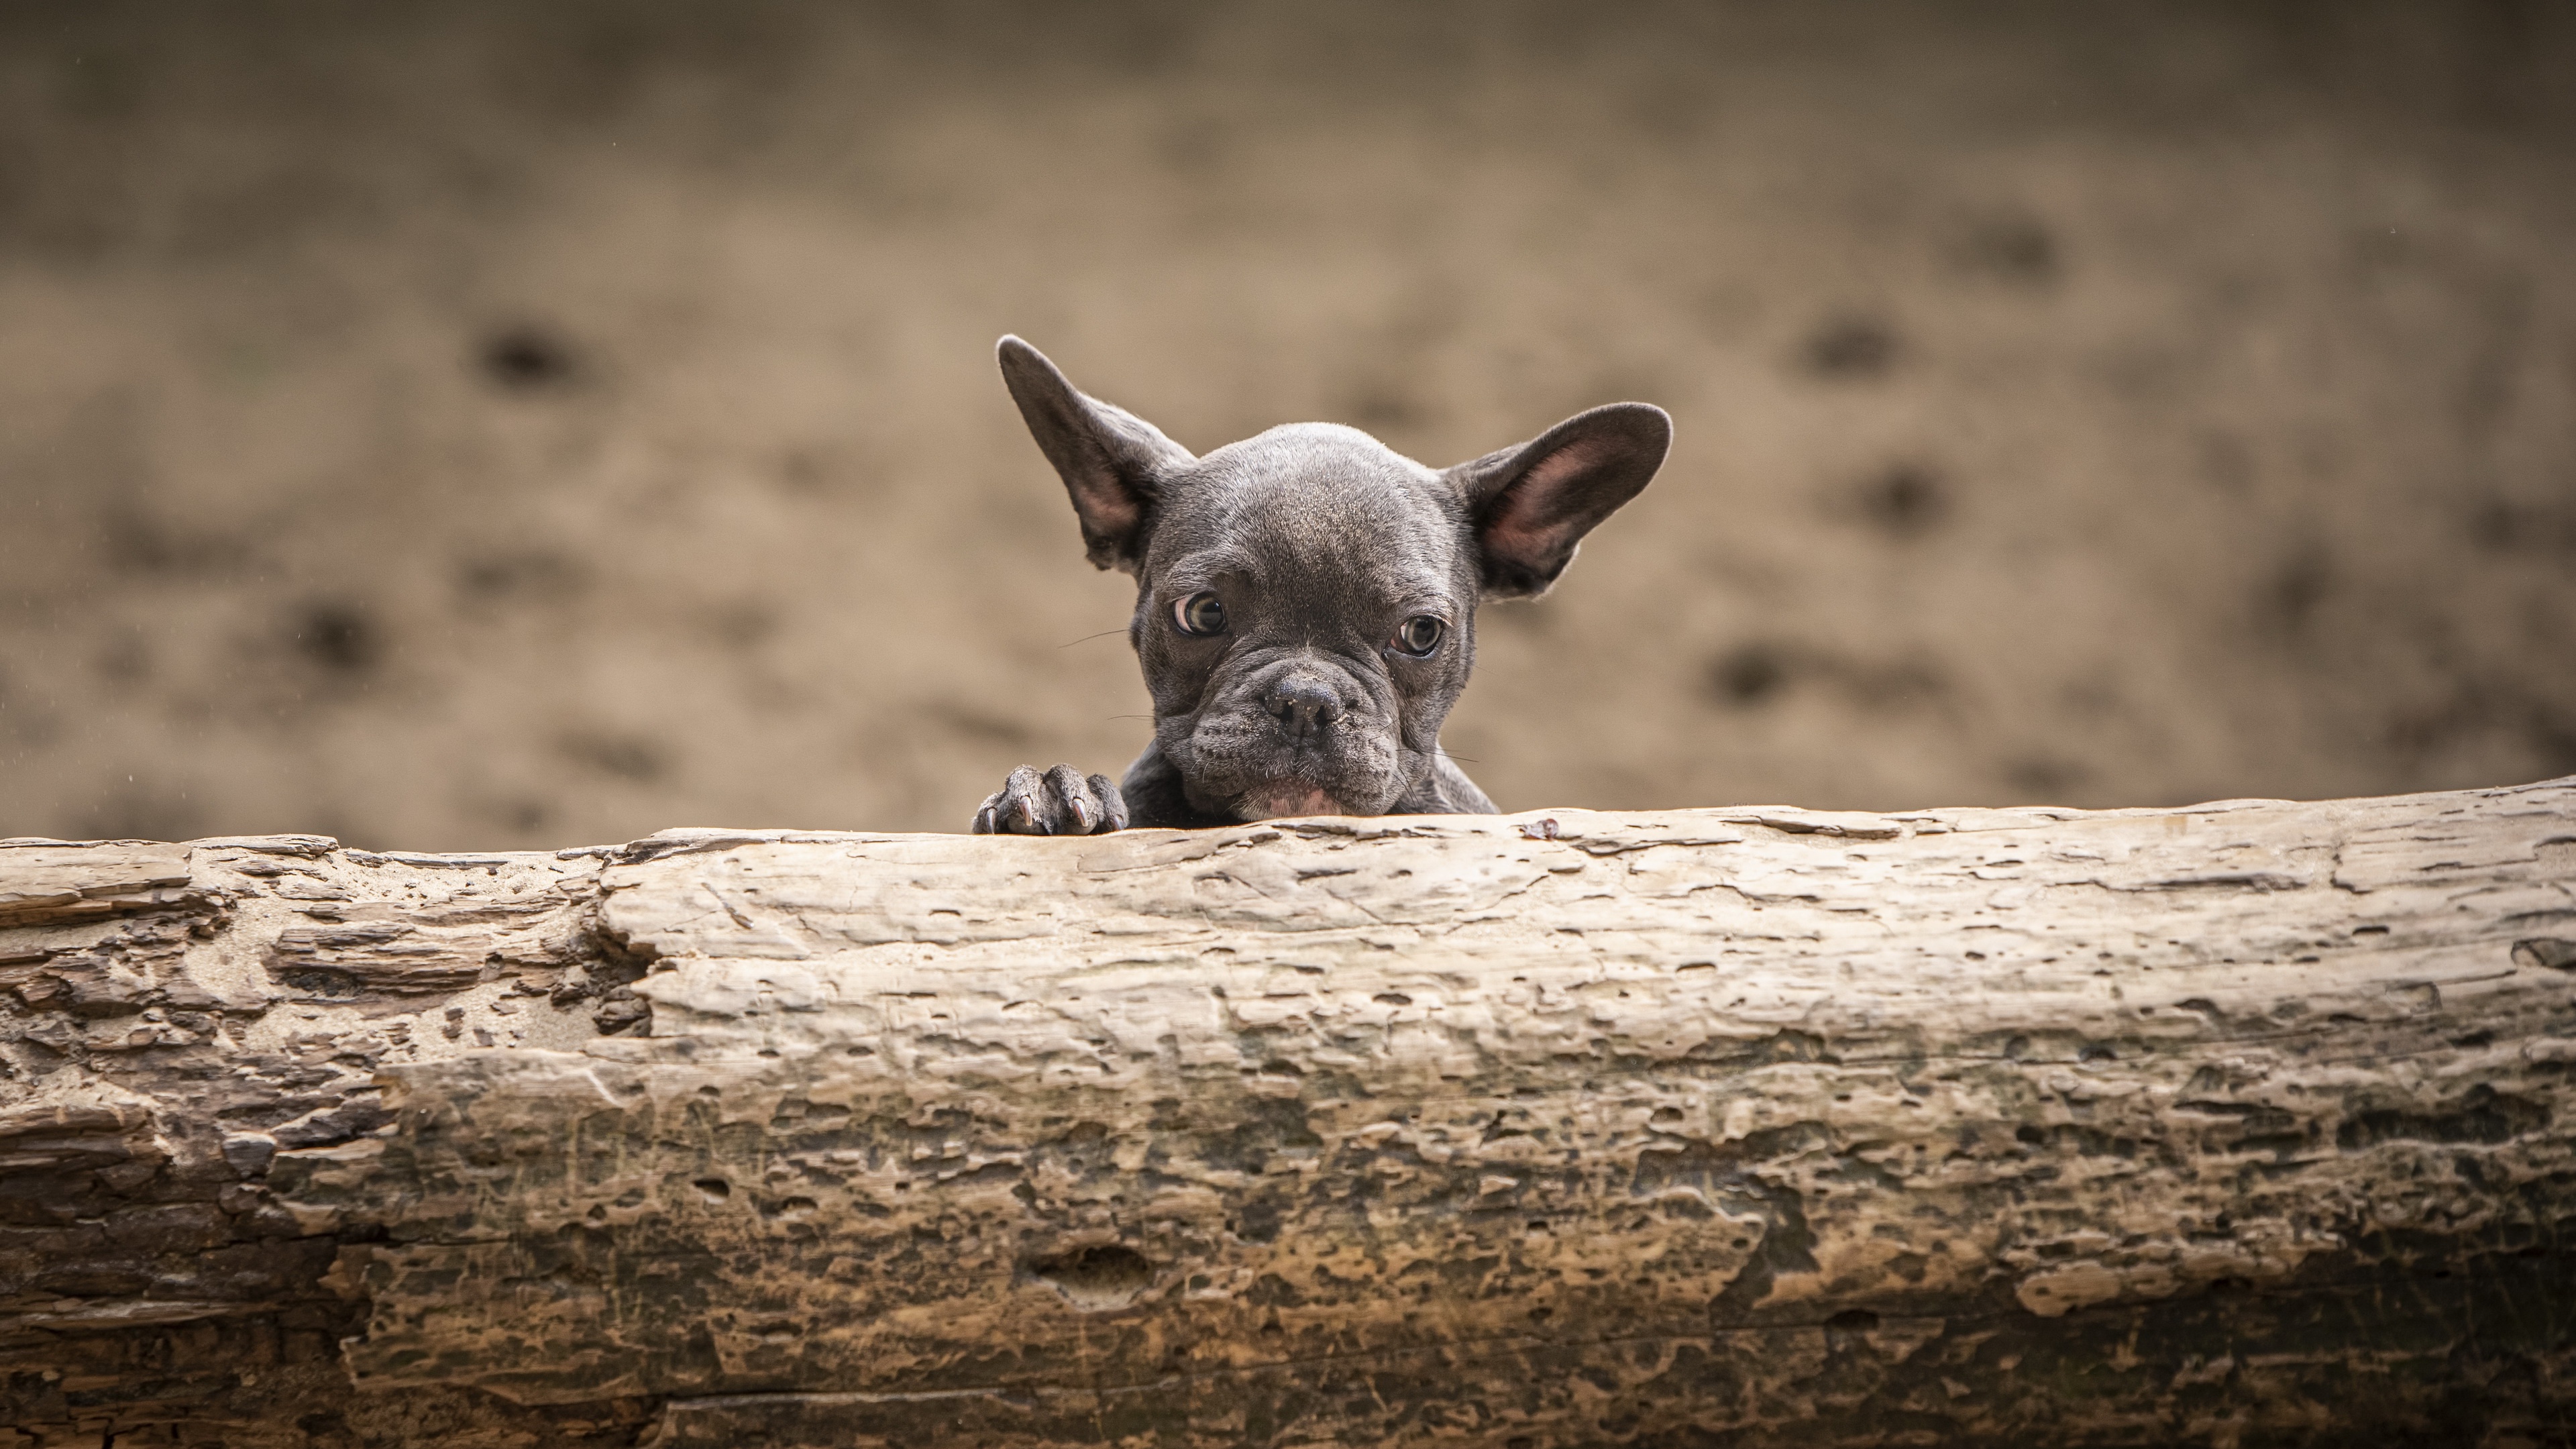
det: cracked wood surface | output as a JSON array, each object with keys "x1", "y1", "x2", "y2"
[{"x1": 3, "y1": 780, "x2": 2574, "y2": 1446}]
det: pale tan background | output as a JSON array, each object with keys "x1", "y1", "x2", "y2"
[{"x1": 2, "y1": 1, "x2": 2572, "y2": 850}]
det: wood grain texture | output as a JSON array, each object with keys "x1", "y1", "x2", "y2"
[{"x1": 4, "y1": 780, "x2": 2574, "y2": 1447}]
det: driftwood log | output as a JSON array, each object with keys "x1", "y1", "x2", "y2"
[{"x1": 3, "y1": 780, "x2": 2575, "y2": 1447}]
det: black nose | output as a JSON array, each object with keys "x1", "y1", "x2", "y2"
[{"x1": 1263, "y1": 677, "x2": 1343, "y2": 741}]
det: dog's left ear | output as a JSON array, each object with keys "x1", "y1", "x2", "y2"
[
  {"x1": 998, "y1": 336, "x2": 1196, "y2": 574},
  {"x1": 1446, "y1": 402, "x2": 1672, "y2": 598}
]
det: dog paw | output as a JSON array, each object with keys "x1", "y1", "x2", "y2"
[{"x1": 971, "y1": 764, "x2": 1130, "y2": 835}]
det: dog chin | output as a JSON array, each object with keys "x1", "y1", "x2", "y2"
[{"x1": 1234, "y1": 782, "x2": 1347, "y2": 821}]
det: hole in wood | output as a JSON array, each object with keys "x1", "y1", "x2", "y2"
[
  {"x1": 1029, "y1": 1244, "x2": 1155, "y2": 1311},
  {"x1": 2512, "y1": 938, "x2": 2576, "y2": 971}
]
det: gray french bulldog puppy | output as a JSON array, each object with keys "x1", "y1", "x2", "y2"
[{"x1": 971, "y1": 336, "x2": 1670, "y2": 835}]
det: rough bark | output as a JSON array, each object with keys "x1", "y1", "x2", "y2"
[{"x1": 3, "y1": 780, "x2": 2575, "y2": 1448}]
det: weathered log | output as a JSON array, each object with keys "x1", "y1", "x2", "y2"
[{"x1": 4, "y1": 780, "x2": 2575, "y2": 1447}]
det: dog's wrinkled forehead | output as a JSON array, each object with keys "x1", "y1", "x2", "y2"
[{"x1": 1147, "y1": 424, "x2": 1464, "y2": 600}]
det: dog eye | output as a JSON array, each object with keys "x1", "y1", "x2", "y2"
[
  {"x1": 1173, "y1": 592, "x2": 1228, "y2": 636},
  {"x1": 1391, "y1": 615, "x2": 1446, "y2": 656}
]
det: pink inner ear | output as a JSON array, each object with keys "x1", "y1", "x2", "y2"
[
  {"x1": 1073, "y1": 472, "x2": 1143, "y2": 535},
  {"x1": 1488, "y1": 436, "x2": 1610, "y2": 553}
]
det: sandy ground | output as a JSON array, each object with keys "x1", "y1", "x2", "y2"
[{"x1": 1, "y1": 0, "x2": 2571, "y2": 850}]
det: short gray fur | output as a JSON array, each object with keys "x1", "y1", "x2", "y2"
[{"x1": 971, "y1": 336, "x2": 1671, "y2": 835}]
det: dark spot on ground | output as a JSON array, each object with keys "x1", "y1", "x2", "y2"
[
  {"x1": 479, "y1": 325, "x2": 577, "y2": 390},
  {"x1": 1707, "y1": 643, "x2": 1951, "y2": 715},
  {"x1": 1711, "y1": 644, "x2": 1789, "y2": 707},
  {"x1": 2006, "y1": 756, "x2": 2089, "y2": 796},
  {"x1": 2469, "y1": 500, "x2": 2514, "y2": 551},
  {"x1": 704, "y1": 600, "x2": 777, "y2": 647},
  {"x1": 2262, "y1": 545, "x2": 2332, "y2": 634},
  {"x1": 930, "y1": 700, "x2": 1034, "y2": 747},
  {"x1": 2471, "y1": 498, "x2": 2576, "y2": 553},
  {"x1": 95, "y1": 633, "x2": 150, "y2": 684},
  {"x1": 83, "y1": 784, "x2": 201, "y2": 843},
  {"x1": 2198, "y1": 432, "x2": 2255, "y2": 494},
  {"x1": 1955, "y1": 215, "x2": 2059, "y2": 284},
  {"x1": 98, "y1": 506, "x2": 242, "y2": 577},
  {"x1": 1345, "y1": 382, "x2": 1424, "y2": 431},
  {"x1": 294, "y1": 602, "x2": 378, "y2": 674},
  {"x1": 1801, "y1": 315, "x2": 1898, "y2": 379},
  {"x1": 559, "y1": 732, "x2": 666, "y2": 782},
  {"x1": 174, "y1": 166, "x2": 374, "y2": 262},
  {"x1": 1156, "y1": 119, "x2": 1229, "y2": 176},
  {"x1": 1860, "y1": 463, "x2": 1947, "y2": 539},
  {"x1": 2383, "y1": 684, "x2": 2478, "y2": 761},
  {"x1": 1846, "y1": 658, "x2": 1948, "y2": 708},
  {"x1": 773, "y1": 445, "x2": 875, "y2": 494},
  {"x1": 777, "y1": 449, "x2": 824, "y2": 490},
  {"x1": 99, "y1": 507, "x2": 178, "y2": 574},
  {"x1": 2528, "y1": 708, "x2": 2576, "y2": 775},
  {"x1": 456, "y1": 549, "x2": 584, "y2": 602},
  {"x1": 2387, "y1": 680, "x2": 2576, "y2": 774},
  {"x1": 497, "y1": 798, "x2": 550, "y2": 835}
]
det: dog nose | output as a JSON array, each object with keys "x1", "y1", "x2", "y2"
[{"x1": 1263, "y1": 677, "x2": 1342, "y2": 741}]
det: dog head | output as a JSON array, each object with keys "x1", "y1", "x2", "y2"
[{"x1": 999, "y1": 335, "x2": 1668, "y2": 822}]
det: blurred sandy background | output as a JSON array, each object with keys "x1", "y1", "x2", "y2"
[{"x1": 1, "y1": 1, "x2": 2571, "y2": 851}]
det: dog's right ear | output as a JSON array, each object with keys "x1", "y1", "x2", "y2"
[
  {"x1": 997, "y1": 337, "x2": 1195, "y2": 573},
  {"x1": 1445, "y1": 402, "x2": 1671, "y2": 599}
]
